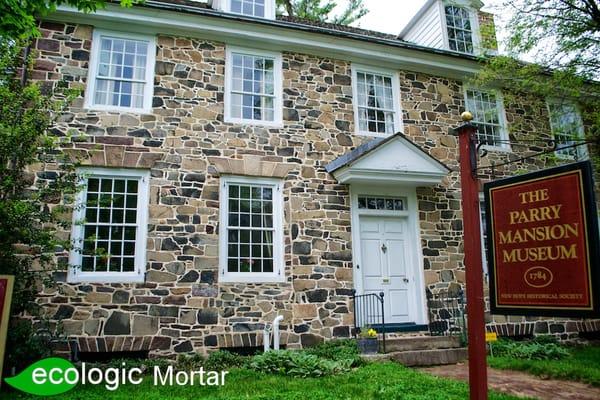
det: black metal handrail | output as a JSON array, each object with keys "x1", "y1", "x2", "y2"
[{"x1": 351, "y1": 290, "x2": 386, "y2": 353}]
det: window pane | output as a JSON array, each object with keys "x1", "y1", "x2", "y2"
[{"x1": 445, "y1": 6, "x2": 474, "y2": 54}]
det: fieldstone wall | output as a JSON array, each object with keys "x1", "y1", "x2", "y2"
[{"x1": 29, "y1": 19, "x2": 600, "y2": 357}]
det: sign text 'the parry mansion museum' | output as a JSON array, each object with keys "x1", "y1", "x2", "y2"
[{"x1": 28, "y1": 0, "x2": 600, "y2": 356}]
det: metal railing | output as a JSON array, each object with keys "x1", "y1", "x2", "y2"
[
  {"x1": 352, "y1": 290, "x2": 386, "y2": 353},
  {"x1": 427, "y1": 288, "x2": 466, "y2": 342}
]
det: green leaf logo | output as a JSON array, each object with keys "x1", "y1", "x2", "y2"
[{"x1": 5, "y1": 357, "x2": 78, "y2": 396}]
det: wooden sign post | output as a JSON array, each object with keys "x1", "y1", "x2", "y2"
[
  {"x1": 0, "y1": 275, "x2": 14, "y2": 386},
  {"x1": 456, "y1": 115, "x2": 488, "y2": 399},
  {"x1": 484, "y1": 161, "x2": 600, "y2": 317}
]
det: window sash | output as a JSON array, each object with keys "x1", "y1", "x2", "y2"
[
  {"x1": 86, "y1": 30, "x2": 155, "y2": 112},
  {"x1": 445, "y1": 6, "x2": 474, "y2": 53},
  {"x1": 355, "y1": 70, "x2": 397, "y2": 134},
  {"x1": 69, "y1": 169, "x2": 149, "y2": 283},
  {"x1": 231, "y1": 0, "x2": 266, "y2": 17},
  {"x1": 220, "y1": 177, "x2": 283, "y2": 282},
  {"x1": 465, "y1": 89, "x2": 504, "y2": 147},
  {"x1": 548, "y1": 102, "x2": 584, "y2": 158}
]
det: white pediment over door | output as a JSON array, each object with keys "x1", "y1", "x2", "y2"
[{"x1": 325, "y1": 133, "x2": 450, "y2": 185}]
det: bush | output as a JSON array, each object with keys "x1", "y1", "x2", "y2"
[
  {"x1": 490, "y1": 337, "x2": 570, "y2": 361},
  {"x1": 250, "y1": 350, "x2": 355, "y2": 377},
  {"x1": 176, "y1": 353, "x2": 204, "y2": 371},
  {"x1": 204, "y1": 350, "x2": 246, "y2": 371},
  {"x1": 304, "y1": 339, "x2": 363, "y2": 367}
]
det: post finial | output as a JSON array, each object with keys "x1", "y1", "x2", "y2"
[{"x1": 461, "y1": 111, "x2": 473, "y2": 122}]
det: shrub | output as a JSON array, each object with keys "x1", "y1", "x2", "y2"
[
  {"x1": 204, "y1": 350, "x2": 246, "y2": 371},
  {"x1": 250, "y1": 350, "x2": 355, "y2": 377},
  {"x1": 176, "y1": 353, "x2": 204, "y2": 371},
  {"x1": 490, "y1": 338, "x2": 570, "y2": 360},
  {"x1": 304, "y1": 339, "x2": 364, "y2": 367}
]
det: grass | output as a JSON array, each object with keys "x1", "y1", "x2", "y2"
[
  {"x1": 2, "y1": 362, "x2": 527, "y2": 400},
  {"x1": 488, "y1": 344, "x2": 600, "y2": 387}
]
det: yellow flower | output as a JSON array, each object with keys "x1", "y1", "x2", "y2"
[{"x1": 367, "y1": 328, "x2": 377, "y2": 338}]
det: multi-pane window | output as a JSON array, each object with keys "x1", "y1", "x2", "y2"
[
  {"x1": 231, "y1": 0, "x2": 265, "y2": 17},
  {"x1": 220, "y1": 177, "x2": 283, "y2": 282},
  {"x1": 69, "y1": 168, "x2": 149, "y2": 283},
  {"x1": 355, "y1": 70, "x2": 399, "y2": 135},
  {"x1": 86, "y1": 30, "x2": 155, "y2": 112},
  {"x1": 226, "y1": 48, "x2": 282, "y2": 125},
  {"x1": 465, "y1": 89, "x2": 505, "y2": 147},
  {"x1": 548, "y1": 101, "x2": 586, "y2": 159},
  {"x1": 445, "y1": 6, "x2": 474, "y2": 54},
  {"x1": 358, "y1": 197, "x2": 405, "y2": 211}
]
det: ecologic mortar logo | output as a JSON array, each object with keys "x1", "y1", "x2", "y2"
[{"x1": 5, "y1": 357, "x2": 228, "y2": 396}]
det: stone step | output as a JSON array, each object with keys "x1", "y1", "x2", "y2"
[
  {"x1": 365, "y1": 347, "x2": 468, "y2": 367},
  {"x1": 380, "y1": 335, "x2": 462, "y2": 353}
]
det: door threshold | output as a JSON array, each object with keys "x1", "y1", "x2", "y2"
[{"x1": 372, "y1": 323, "x2": 428, "y2": 333}]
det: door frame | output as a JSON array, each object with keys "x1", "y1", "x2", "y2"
[{"x1": 350, "y1": 184, "x2": 428, "y2": 325}]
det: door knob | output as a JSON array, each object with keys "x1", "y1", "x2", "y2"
[
  {"x1": 403, "y1": 278, "x2": 409, "y2": 283},
  {"x1": 381, "y1": 243, "x2": 387, "y2": 253}
]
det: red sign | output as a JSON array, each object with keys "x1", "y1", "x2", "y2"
[{"x1": 484, "y1": 161, "x2": 600, "y2": 317}]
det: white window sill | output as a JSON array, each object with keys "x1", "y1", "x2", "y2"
[
  {"x1": 67, "y1": 272, "x2": 145, "y2": 284},
  {"x1": 83, "y1": 104, "x2": 153, "y2": 115},
  {"x1": 355, "y1": 131, "x2": 395, "y2": 138},
  {"x1": 480, "y1": 144, "x2": 512, "y2": 153},
  {"x1": 219, "y1": 274, "x2": 285, "y2": 284},
  {"x1": 224, "y1": 117, "x2": 283, "y2": 128}
]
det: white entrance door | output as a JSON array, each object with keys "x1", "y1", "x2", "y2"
[{"x1": 359, "y1": 215, "x2": 414, "y2": 324}]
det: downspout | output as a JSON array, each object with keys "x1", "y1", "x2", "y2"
[{"x1": 272, "y1": 315, "x2": 284, "y2": 351}]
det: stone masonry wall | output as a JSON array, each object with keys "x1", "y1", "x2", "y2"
[{"x1": 29, "y1": 19, "x2": 600, "y2": 357}]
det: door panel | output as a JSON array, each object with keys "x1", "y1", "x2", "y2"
[{"x1": 359, "y1": 215, "x2": 414, "y2": 324}]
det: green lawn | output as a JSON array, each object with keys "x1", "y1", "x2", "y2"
[
  {"x1": 488, "y1": 344, "x2": 600, "y2": 387},
  {"x1": 2, "y1": 362, "x2": 527, "y2": 400}
]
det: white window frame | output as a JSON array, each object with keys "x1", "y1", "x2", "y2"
[
  {"x1": 224, "y1": 46, "x2": 283, "y2": 127},
  {"x1": 440, "y1": 1, "x2": 481, "y2": 55},
  {"x1": 463, "y1": 87, "x2": 510, "y2": 151},
  {"x1": 547, "y1": 99, "x2": 588, "y2": 160},
  {"x1": 85, "y1": 29, "x2": 156, "y2": 114},
  {"x1": 479, "y1": 194, "x2": 489, "y2": 279},
  {"x1": 216, "y1": 0, "x2": 276, "y2": 19},
  {"x1": 219, "y1": 175, "x2": 285, "y2": 283},
  {"x1": 68, "y1": 167, "x2": 150, "y2": 284},
  {"x1": 351, "y1": 64, "x2": 403, "y2": 137}
]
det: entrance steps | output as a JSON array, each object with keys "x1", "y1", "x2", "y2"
[{"x1": 364, "y1": 335, "x2": 467, "y2": 367}]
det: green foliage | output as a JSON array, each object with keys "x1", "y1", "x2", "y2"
[
  {"x1": 176, "y1": 353, "x2": 204, "y2": 371},
  {"x1": 489, "y1": 344, "x2": 600, "y2": 387},
  {"x1": 490, "y1": 337, "x2": 570, "y2": 361},
  {"x1": 250, "y1": 349, "x2": 355, "y2": 377},
  {"x1": 1, "y1": 0, "x2": 142, "y2": 39},
  {"x1": 500, "y1": 0, "x2": 600, "y2": 75},
  {"x1": 304, "y1": 339, "x2": 363, "y2": 367},
  {"x1": 204, "y1": 350, "x2": 246, "y2": 371},
  {"x1": 0, "y1": 39, "x2": 80, "y2": 374},
  {"x1": 4, "y1": 319, "x2": 58, "y2": 374},
  {"x1": 276, "y1": 0, "x2": 368, "y2": 25},
  {"x1": 86, "y1": 357, "x2": 171, "y2": 374}
]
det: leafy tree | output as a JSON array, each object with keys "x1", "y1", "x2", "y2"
[
  {"x1": 0, "y1": 39, "x2": 80, "y2": 372},
  {"x1": 473, "y1": 0, "x2": 600, "y2": 157},
  {"x1": 276, "y1": 0, "x2": 368, "y2": 25},
  {"x1": 1, "y1": 0, "x2": 141, "y2": 39}
]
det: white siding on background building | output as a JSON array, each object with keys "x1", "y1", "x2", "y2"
[{"x1": 402, "y1": 1, "x2": 444, "y2": 50}]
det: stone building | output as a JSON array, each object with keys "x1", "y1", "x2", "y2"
[{"x1": 30, "y1": 0, "x2": 600, "y2": 357}]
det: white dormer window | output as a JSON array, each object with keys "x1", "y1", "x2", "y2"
[
  {"x1": 444, "y1": 5, "x2": 474, "y2": 54},
  {"x1": 213, "y1": 0, "x2": 275, "y2": 19}
]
